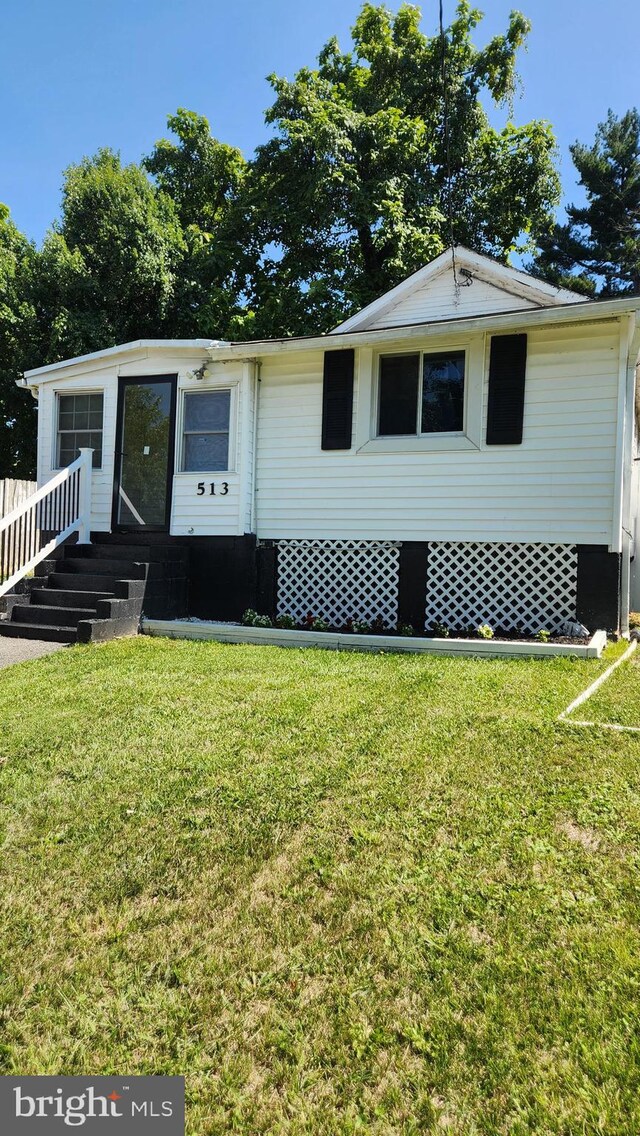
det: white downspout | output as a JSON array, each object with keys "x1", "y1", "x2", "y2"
[
  {"x1": 250, "y1": 360, "x2": 261, "y2": 534},
  {"x1": 619, "y1": 316, "x2": 640, "y2": 636}
]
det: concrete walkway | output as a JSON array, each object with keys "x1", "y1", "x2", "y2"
[{"x1": 0, "y1": 635, "x2": 66, "y2": 670}]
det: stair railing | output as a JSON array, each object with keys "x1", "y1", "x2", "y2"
[{"x1": 0, "y1": 448, "x2": 93, "y2": 598}]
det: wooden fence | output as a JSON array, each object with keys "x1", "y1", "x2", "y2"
[{"x1": 0, "y1": 479, "x2": 37, "y2": 519}]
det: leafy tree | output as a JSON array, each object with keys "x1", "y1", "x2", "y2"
[
  {"x1": 1, "y1": 152, "x2": 187, "y2": 475},
  {"x1": 244, "y1": 0, "x2": 561, "y2": 334},
  {"x1": 0, "y1": 205, "x2": 38, "y2": 477},
  {"x1": 144, "y1": 110, "x2": 251, "y2": 338},
  {"x1": 39, "y1": 149, "x2": 186, "y2": 358},
  {"x1": 1, "y1": 3, "x2": 567, "y2": 475},
  {"x1": 536, "y1": 109, "x2": 640, "y2": 296},
  {"x1": 144, "y1": 109, "x2": 246, "y2": 233}
]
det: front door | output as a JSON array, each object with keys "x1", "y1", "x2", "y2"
[{"x1": 112, "y1": 376, "x2": 177, "y2": 531}]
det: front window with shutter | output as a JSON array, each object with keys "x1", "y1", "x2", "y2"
[{"x1": 377, "y1": 351, "x2": 465, "y2": 436}]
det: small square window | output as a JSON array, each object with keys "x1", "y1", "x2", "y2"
[
  {"x1": 57, "y1": 393, "x2": 103, "y2": 468},
  {"x1": 182, "y1": 390, "x2": 231, "y2": 472}
]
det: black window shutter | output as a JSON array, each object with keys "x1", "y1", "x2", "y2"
[
  {"x1": 321, "y1": 349, "x2": 355, "y2": 450},
  {"x1": 486, "y1": 334, "x2": 528, "y2": 445}
]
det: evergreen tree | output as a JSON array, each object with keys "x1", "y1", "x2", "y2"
[{"x1": 536, "y1": 109, "x2": 640, "y2": 295}]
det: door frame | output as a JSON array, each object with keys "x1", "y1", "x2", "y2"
[{"x1": 111, "y1": 374, "x2": 178, "y2": 533}]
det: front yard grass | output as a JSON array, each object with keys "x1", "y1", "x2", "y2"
[
  {"x1": 0, "y1": 636, "x2": 639, "y2": 1134},
  {"x1": 572, "y1": 650, "x2": 640, "y2": 729}
]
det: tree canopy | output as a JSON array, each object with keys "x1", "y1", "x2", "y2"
[
  {"x1": 244, "y1": 1, "x2": 561, "y2": 333},
  {"x1": 2, "y1": 3, "x2": 638, "y2": 478},
  {"x1": 144, "y1": 109, "x2": 251, "y2": 338},
  {"x1": 1, "y1": 151, "x2": 187, "y2": 475},
  {"x1": 43, "y1": 148, "x2": 186, "y2": 356},
  {"x1": 0, "y1": 205, "x2": 38, "y2": 476}
]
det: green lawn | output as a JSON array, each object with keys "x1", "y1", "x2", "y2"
[
  {"x1": 1, "y1": 636, "x2": 639, "y2": 1135},
  {"x1": 574, "y1": 651, "x2": 640, "y2": 729}
]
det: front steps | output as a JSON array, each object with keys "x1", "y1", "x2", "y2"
[{"x1": 0, "y1": 535, "x2": 186, "y2": 645}]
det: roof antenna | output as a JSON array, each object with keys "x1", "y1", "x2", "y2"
[{"x1": 439, "y1": 0, "x2": 464, "y2": 301}]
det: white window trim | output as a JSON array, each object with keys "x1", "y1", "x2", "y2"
[
  {"x1": 53, "y1": 388, "x2": 105, "y2": 471},
  {"x1": 176, "y1": 382, "x2": 238, "y2": 475},
  {"x1": 355, "y1": 336, "x2": 483, "y2": 454}
]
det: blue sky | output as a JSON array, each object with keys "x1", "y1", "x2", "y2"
[{"x1": 1, "y1": 0, "x2": 638, "y2": 245}]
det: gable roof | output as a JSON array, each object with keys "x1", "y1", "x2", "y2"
[
  {"x1": 19, "y1": 293, "x2": 640, "y2": 386},
  {"x1": 331, "y1": 246, "x2": 588, "y2": 334}
]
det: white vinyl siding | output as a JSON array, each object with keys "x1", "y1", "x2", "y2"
[
  {"x1": 242, "y1": 362, "x2": 257, "y2": 533},
  {"x1": 33, "y1": 319, "x2": 624, "y2": 549},
  {"x1": 254, "y1": 321, "x2": 620, "y2": 545},
  {"x1": 37, "y1": 352, "x2": 248, "y2": 536},
  {"x1": 170, "y1": 361, "x2": 245, "y2": 537},
  {"x1": 365, "y1": 268, "x2": 538, "y2": 330},
  {"x1": 38, "y1": 368, "x2": 118, "y2": 531}
]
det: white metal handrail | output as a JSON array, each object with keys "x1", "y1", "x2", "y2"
[{"x1": 0, "y1": 448, "x2": 93, "y2": 598}]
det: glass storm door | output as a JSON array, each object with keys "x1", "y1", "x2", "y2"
[{"x1": 113, "y1": 377, "x2": 176, "y2": 530}]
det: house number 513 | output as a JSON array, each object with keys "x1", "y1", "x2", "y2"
[{"x1": 197, "y1": 481, "x2": 229, "y2": 496}]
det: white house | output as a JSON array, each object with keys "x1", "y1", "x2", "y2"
[{"x1": 3, "y1": 246, "x2": 640, "y2": 644}]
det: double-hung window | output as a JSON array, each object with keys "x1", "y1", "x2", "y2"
[
  {"x1": 56, "y1": 393, "x2": 104, "y2": 468},
  {"x1": 378, "y1": 351, "x2": 465, "y2": 436},
  {"x1": 181, "y1": 389, "x2": 231, "y2": 472}
]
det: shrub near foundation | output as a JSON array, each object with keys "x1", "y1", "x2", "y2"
[
  {"x1": 476, "y1": 623, "x2": 495, "y2": 640},
  {"x1": 429, "y1": 621, "x2": 450, "y2": 639},
  {"x1": 275, "y1": 613, "x2": 296, "y2": 630},
  {"x1": 242, "y1": 609, "x2": 273, "y2": 628}
]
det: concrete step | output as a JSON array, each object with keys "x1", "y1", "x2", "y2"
[
  {"x1": 57, "y1": 557, "x2": 148, "y2": 579},
  {"x1": 74, "y1": 541, "x2": 186, "y2": 563},
  {"x1": 77, "y1": 616, "x2": 141, "y2": 644},
  {"x1": 12, "y1": 604, "x2": 96, "y2": 628},
  {"x1": 48, "y1": 572, "x2": 137, "y2": 593},
  {"x1": 34, "y1": 559, "x2": 61, "y2": 578},
  {"x1": 113, "y1": 579, "x2": 147, "y2": 601},
  {"x1": 93, "y1": 530, "x2": 182, "y2": 545},
  {"x1": 94, "y1": 596, "x2": 144, "y2": 622},
  {"x1": 0, "y1": 622, "x2": 76, "y2": 644},
  {"x1": 31, "y1": 587, "x2": 112, "y2": 609}
]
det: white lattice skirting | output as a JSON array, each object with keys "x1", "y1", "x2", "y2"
[
  {"x1": 425, "y1": 542, "x2": 578, "y2": 634},
  {"x1": 276, "y1": 540, "x2": 400, "y2": 628}
]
